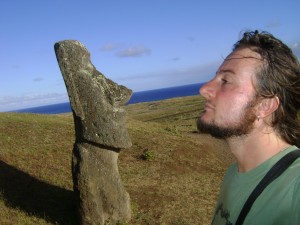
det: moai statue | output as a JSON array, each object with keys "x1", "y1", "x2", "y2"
[{"x1": 54, "y1": 40, "x2": 132, "y2": 225}]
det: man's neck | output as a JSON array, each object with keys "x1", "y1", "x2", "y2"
[{"x1": 227, "y1": 130, "x2": 290, "y2": 172}]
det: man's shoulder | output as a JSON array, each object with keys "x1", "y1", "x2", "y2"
[{"x1": 284, "y1": 147, "x2": 300, "y2": 174}]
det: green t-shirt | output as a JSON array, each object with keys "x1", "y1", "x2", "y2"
[{"x1": 211, "y1": 145, "x2": 300, "y2": 225}]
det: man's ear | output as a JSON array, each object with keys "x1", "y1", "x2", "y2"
[{"x1": 257, "y1": 96, "x2": 280, "y2": 118}]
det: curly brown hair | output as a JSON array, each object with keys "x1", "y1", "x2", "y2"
[{"x1": 233, "y1": 30, "x2": 300, "y2": 146}]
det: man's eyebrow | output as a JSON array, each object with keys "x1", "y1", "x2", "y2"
[
  {"x1": 217, "y1": 69, "x2": 236, "y2": 75},
  {"x1": 225, "y1": 55, "x2": 263, "y2": 62}
]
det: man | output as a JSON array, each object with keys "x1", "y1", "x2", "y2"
[{"x1": 197, "y1": 30, "x2": 300, "y2": 225}]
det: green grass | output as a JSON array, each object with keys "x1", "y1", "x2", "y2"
[
  {"x1": 0, "y1": 95, "x2": 233, "y2": 225},
  {"x1": 0, "y1": 113, "x2": 76, "y2": 225}
]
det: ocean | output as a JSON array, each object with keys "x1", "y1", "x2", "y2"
[{"x1": 14, "y1": 83, "x2": 203, "y2": 114}]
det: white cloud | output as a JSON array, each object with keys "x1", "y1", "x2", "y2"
[
  {"x1": 119, "y1": 60, "x2": 220, "y2": 91},
  {"x1": 0, "y1": 92, "x2": 69, "y2": 112},
  {"x1": 33, "y1": 77, "x2": 43, "y2": 82},
  {"x1": 187, "y1": 37, "x2": 196, "y2": 42},
  {"x1": 100, "y1": 42, "x2": 152, "y2": 58},
  {"x1": 116, "y1": 45, "x2": 151, "y2": 58},
  {"x1": 264, "y1": 21, "x2": 281, "y2": 29},
  {"x1": 100, "y1": 43, "x2": 120, "y2": 52},
  {"x1": 1, "y1": 60, "x2": 220, "y2": 111},
  {"x1": 172, "y1": 57, "x2": 180, "y2": 61},
  {"x1": 11, "y1": 64, "x2": 20, "y2": 69}
]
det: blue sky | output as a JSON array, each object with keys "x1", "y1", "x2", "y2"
[{"x1": 1, "y1": 0, "x2": 300, "y2": 111}]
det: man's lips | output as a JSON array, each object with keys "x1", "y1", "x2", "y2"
[{"x1": 204, "y1": 103, "x2": 215, "y2": 111}]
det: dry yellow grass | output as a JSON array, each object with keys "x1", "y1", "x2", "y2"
[{"x1": 0, "y1": 95, "x2": 234, "y2": 225}]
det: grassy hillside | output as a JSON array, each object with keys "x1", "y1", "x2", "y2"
[{"x1": 0, "y1": 95, "x2": 233, "y2": 225}]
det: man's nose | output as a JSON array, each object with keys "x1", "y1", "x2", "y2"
[{"x1": 200, "y1": 80, "x2": 216, "y2": 99}]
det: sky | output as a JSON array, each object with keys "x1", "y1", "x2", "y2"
[{"x1": 1, "y1": 0, "x2": 300, "y2": 112}]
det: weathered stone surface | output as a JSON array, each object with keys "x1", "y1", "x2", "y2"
[
  {"x1": 54, "y1": 40, "x2": 132, "y2": 149},
  {"x1": 72, "y1": 143, "x2": 131, "y2": 224},
  {"x1": 54, "y1": 40, "x2": 132, "y2": 225}
]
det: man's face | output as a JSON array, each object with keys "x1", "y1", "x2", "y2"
[{"x1": 197, "y1": 48, "x2": 262, "y2": 139}]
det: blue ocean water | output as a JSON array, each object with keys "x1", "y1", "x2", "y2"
[{"x1": 14, "y1": 83, "x2": 203, "y2": 114}]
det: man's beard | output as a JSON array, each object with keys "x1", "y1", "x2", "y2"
[{"x1": 197, "y1": 99, "x2": 258, "y2": 139}]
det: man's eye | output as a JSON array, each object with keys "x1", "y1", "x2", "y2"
[{"x1": 221, "y1": 79, "x2": 229, "y2": 84}]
